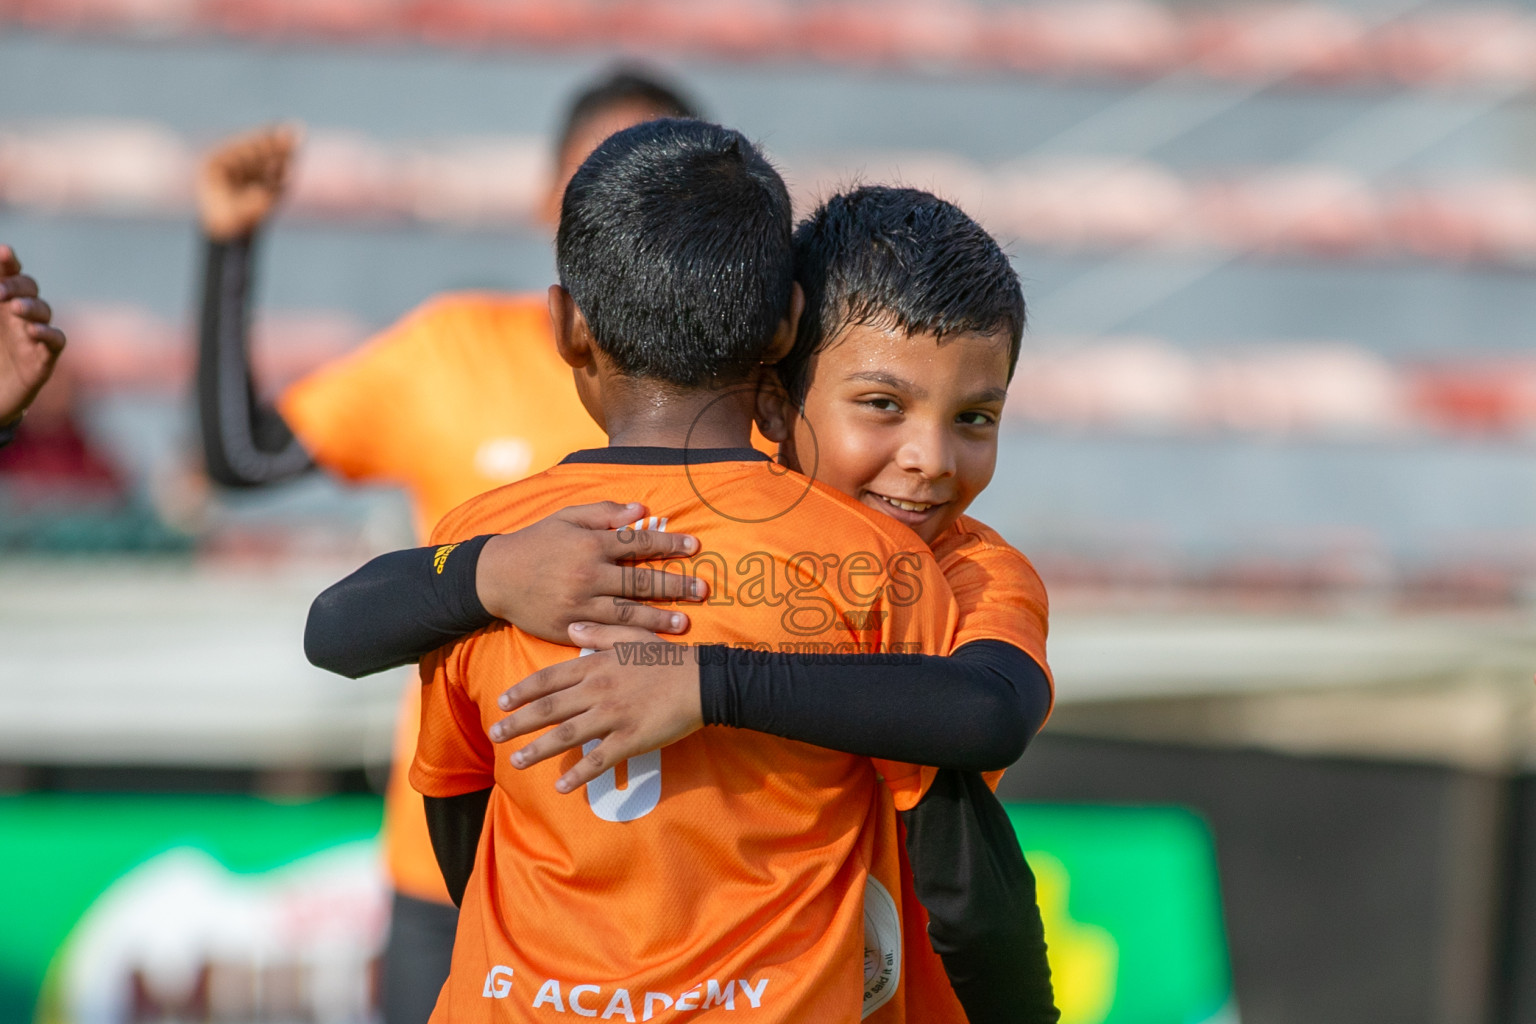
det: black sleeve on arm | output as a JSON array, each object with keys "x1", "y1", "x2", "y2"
[
  {"x1": 196, "y1": 234, "x2": 314, "y2": 486},
  {"x1": 699, "y1": 639, "x2": 1050, "y2": 771},
  {"x1": 904, "y1": 769, "x2": 1059, "y2": 1024},
  {"x1": 305, "y1": 534, "x2": 497, "y2": 678},
  {"x1": 423, "y1": 788, "x2": 492, "y2": 908}
]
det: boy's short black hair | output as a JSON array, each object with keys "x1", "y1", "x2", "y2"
[
  {"x1": 557, "y1": 67, "x2": 702, "y2": 162},
  {"x1": 557, "y1": 118, "x2": 794, "y2": 388},
  {"x1": 781, "y1": 186, "x2": 1026, "y2": 403}
]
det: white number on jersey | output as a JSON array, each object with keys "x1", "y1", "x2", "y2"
[{"x1": 578, "y1": 514, "x2": 671, "y2": 823}]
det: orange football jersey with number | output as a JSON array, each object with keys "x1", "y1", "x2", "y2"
[
  {"x1": 413, "y1": 447, "x2": 959, "y2": 1024},
  {"x1": 280, "y1": 292, "x2": 606, "y2": 905}
]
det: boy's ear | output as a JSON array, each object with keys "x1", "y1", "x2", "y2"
[
  {"x1": 549, "y1": 284, "x2": 595, "y2": 369},
  {"x1": 762, "y1": 282, "x2": 804, "y2": 366},
  {"x1": 753, "y1": 369, "x2": 793, "y2": 444}
]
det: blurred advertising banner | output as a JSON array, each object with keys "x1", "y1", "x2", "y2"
[
  {"x1": 1010, "y1": 805, "x2": 1235, "y2": 1024},
  {"x1": 0, "y1": 796, "x2": 387, "y2": 1024},
  {"x1": 0, "y1": 796, "x2": 1231, "y2": 1024}
]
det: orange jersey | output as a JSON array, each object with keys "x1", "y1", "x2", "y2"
[
  {"x1": 932, "y1": 515, "x2": 1052, "y2": 697},
  {"x1": 280, "y1": 292, "x2": 606, "y2": 904},
  {"x1": 897, "y1": 514, "x2": 1054, "y2": 1024},
  {"x1": 875, "y1": 513, "x2": 1054, "y2": 809},
  {"x1": 413, "y1": 447, "x2": 960, "y2": 1024},
  {"x1": 279, "y1": 292, "x2": 606, "y2": 540}
]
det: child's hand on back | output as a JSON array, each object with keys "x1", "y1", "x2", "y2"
[
  {"x1": 477, "y1": 503, "x2": 707, "y2": 644},
  {"x1": 488, "y1": 623, "x2": 703, "y2": 794}
]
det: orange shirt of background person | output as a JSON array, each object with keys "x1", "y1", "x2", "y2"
[
  {"x1": 280, "y1": 293, "x2": 605, "y2": 902},
  {"x1": 413, "y1": 455, "x2": 960, "y2": 1023}
]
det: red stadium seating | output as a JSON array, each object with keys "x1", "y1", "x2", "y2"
[
  {"x1": 57, "y1": 299, "x2": 1536, "y2": 443},
  {"x1": 14, "y1": 0, "x2": 1536, "y2": 90},
  {"x1": 13, "y1": 120, "x2": 1536, "y2": 268}
]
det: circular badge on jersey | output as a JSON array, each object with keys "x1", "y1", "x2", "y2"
[
  {"x1": 683, "y1": 385, "x2": 819, "y2": 525},
  {"x1": 862, "y1": 875, "x2": 901, "y2": 1018}
]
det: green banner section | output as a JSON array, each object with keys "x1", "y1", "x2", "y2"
[
  {"x1": 1010, "y1": 804, "x2": 1234, "y2": 1024},
  {"x1": 0, "y1": 794, "x2": 384, "y2": 1023},
  {"x1": 0, "y1": 795, "x2": 1231, "y2": 1024}
]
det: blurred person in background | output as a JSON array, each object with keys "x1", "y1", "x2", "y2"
[
  {"x1": 0, "y1": 244, "x2": 66, "y2": 446},
  {"x1": 192, "y1": 67, "x2": 701, "y2": 1024}
]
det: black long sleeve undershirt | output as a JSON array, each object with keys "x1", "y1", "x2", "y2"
[
  {"x1": 305, "y1": 536, "x2": 497, "y2": 679},
  {"x1": 423, "y1": 788, "x2": 492, "y2": 908},
  {"x1": 904, "y1": 770, "x2": 1059, "y2": 1023},
  {"x1": 701, "y1": 639, "x2": 1048, "y2": 772},
  {"x1": 304, "y1": 534, "x2": 494, "y2": 676},
  {"x1": 196, "y1": 234, "x2": 314, "y2": 487},
  {"x1": 305, "y1": 540, "x2": 1052, "y2": 769}
]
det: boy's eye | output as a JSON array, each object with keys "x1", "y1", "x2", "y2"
[
  {"x1": 957, "y1": 410, "x2": 997, "y2": 427},
  {"x1": 860, "y1": 397, "x2": 902, "y2": 413}
]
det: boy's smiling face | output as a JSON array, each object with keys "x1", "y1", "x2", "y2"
[{"x1": 782, "y1": 323, "x2": 1012, "y2": 546}]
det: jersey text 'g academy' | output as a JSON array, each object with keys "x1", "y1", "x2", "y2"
[{"x1": 413, "y1": 447, "x2": 960, "y2": 1023}]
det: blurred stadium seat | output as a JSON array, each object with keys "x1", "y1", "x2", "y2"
[{"x1": 10, "y1": 0, "x2": 1536, "y2": 89}]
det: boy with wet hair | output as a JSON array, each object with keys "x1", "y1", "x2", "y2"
[
  {"x1": 781, "y1": 183, "x2": 1025, "y2": 405},
  {"x1": 413, "y1": 119, "x2": 966, "y2": 1022}
]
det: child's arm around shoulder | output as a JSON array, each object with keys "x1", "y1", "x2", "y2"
[
  {"x1": 482, "y1": 529, "x2": 1047, "y2": 794},
  {"x1": 302, "y1": 501, "x2": 704, "y2": 679},
  {"x1": 302, "y1": 489, "x2": 509, "y2": 679}
]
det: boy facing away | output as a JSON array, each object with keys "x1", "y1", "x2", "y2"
[
  {"x1": 197, "y1": 69, "x2": 706, "y2": 1024},
  {"x1": 411, "y1": 119, "x2": 966, "y2": 1022}
]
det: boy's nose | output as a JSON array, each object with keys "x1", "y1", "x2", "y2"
[{"x1": 895, "y1": 424, "x2": 956, "y2": 479}]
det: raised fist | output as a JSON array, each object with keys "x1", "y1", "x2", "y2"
[{"x1": 197, "y1": 124, "x2": 302, "y2": 241}]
